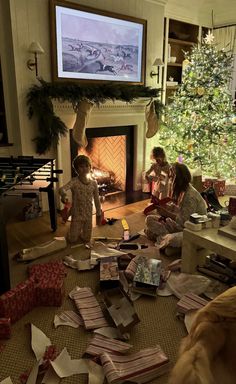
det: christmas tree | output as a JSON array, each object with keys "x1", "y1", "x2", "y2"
[{"x1": 160, "y1": 31, "x2": 236, "y2": 178}]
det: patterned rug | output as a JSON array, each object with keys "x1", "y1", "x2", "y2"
[{"x1": 1, "y1": 213, "x2": 187, "y2": 383}]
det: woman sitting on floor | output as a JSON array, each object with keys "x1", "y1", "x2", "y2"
[{"x1": 145, "y1": 162, "x2": 207, "y2": 248}]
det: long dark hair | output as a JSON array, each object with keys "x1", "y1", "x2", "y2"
[{"x1": 172, "y1": 163, "x2": 191, "y2": 200}]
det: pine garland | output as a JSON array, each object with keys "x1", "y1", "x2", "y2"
[{"x1": 27, "y1": 79, "x2": 162, "y2": 154}]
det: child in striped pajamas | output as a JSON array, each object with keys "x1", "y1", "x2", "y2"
[{"x1": 59, "y1": 155, "x2": 101, "y2": 246}]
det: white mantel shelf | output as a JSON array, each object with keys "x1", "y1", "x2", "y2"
[{"x1": 53, "y1": 98, "x2": 149, "y2": 117}]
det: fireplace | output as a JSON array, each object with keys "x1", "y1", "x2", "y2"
[
  {"x1": 55, "y1": 99, "x2": 149, "y2": 209},
  {"x1": 70, "y1": 126, "x2": 134, "y2": 197}
]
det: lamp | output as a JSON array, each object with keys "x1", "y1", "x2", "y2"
[
  {"x1": 150, "y1": 58, "x2": 164, "y2": 83},
  {"x1": 27, "y1": 41, "x2": 44, "y2": 77}
]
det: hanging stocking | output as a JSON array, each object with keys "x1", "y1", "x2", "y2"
[
  {"x1": 72, "y1": 100, "x2": 94, "y2": 147},
  {"x1": 145, "y1": 100, "x2": 160, "y2": 138}
]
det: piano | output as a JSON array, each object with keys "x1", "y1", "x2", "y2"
[{"x1": 0, "y1": 156, "x2": 63, "y2": 294}]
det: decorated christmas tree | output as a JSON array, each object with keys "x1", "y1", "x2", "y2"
[{"x1": 160, "y1": 31, "x2": 236, "y2": 178}]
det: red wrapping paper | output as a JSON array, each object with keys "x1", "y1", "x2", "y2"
[
  {"x1": 0, "y1": 318, "x2": 11, "y2": 339},
  {"x1": 0, "y1": 278, "x2": 36, "y2": 323}
]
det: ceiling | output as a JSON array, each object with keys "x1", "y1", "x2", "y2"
[{"x1": 165, "y1": 0, "x2": 236, "y2": 26}]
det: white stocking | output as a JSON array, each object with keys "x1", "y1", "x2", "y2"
[
  {"x1": 72, "y1": 100, "x2": 94, "y2": 147},
  {"x1": 145, "y1": 100, "x2": 160, "y2": 138}
]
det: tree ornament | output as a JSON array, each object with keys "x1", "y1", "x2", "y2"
[
  {"x1": 197, "y1": 87, "x2": 205, "y2": 96},
  {"x1": 204, "y1": 31, "x2": 215, "y2": 45}
]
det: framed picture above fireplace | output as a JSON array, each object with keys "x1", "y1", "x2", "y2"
[{"x1": 49, "y1": 0, "x2": 146, "y2": 84}]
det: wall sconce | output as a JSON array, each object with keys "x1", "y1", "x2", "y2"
[
  {"x1": 27, "y1": 41, "x2": 44, "y2": 77},
  {"x1": 150, "y1": 58, "x2": 164, "y2": 83}
]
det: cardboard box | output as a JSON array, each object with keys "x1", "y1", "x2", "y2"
[
  {"x1": 100, "y1": 257, "x2": 119, "y2": 289},
  {"x1": 103, "y1": 287, "x2": 140, "y2": 334}
]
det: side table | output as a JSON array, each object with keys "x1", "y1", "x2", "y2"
[{"x1": 181, "y1": 227, "x2": 236, "y2": 274}]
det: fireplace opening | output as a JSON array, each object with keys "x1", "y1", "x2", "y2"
[
  {"x1": 70, "y1": 125, "x2": 134, "y2": 191},
  {"x1": 70, "y1": 126, "x2": 148, "y2": 211}
]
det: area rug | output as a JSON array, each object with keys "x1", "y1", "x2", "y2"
[{"x1": 2, "y1": 213, "x2": 187, "y2": 384}]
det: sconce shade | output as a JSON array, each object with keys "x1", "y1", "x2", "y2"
[
  {"x1": 28, "y1": 41, "x2": 44, "y2": 54},
  {"x1": 152, "y1": 58, "x2": 164, "y2": 67}
]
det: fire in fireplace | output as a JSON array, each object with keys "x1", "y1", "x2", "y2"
[{"x1": 70, "y1": 126, "x2": 134, "y2": 199}]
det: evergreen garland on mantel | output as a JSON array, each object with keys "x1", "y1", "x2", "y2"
[{"x1": 27, "y1": 79, "x2": 162, "y2": 154}]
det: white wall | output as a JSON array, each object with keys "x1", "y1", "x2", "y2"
[{"x1": 0, "y1": 0, "x2": 165, "y2": 158}]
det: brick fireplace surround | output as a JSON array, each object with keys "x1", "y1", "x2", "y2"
[{"x1": 54, "y1": 99, "x2": 148, "y2": 193}]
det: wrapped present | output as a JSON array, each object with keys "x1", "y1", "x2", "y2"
[
  {"x1": 213, "y1": 179, "x2": 225, "y2": 196},
  {"x1": 0, "y1": 278, "x2": 36, "y2": 323},
  {"x1": 132, "y1": 257, "x2": 162, "y2": 297},
  {"x1": 202, "y1": 178, "x2": 225, "y2": 196},
  {"x1": 101, "y1": 345, "x2": 170, "y2": 384},
  {"x1": 225, "y1": 183, "x2": 236, "y2": 196},
  {"x1": 35, "y1": 277, "x2": 65, "y2": 307},
  {"x1": 85, "y1": 333, "x2": 132, "y2": 357},
  {"x1": 28, "y1": 261, "x2": 67, "y2": 280},
  {"x1": 0, "y1": 318, "x2": 11, "y2": 339}
]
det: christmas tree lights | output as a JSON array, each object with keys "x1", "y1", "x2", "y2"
[{"x1": 160, "y1": 31, "x2": 236, "y2": 178}]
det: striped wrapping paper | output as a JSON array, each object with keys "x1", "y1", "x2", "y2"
[
  {"x1": 85, "y1": 333, "x2": 132, "y2": 356},
  {"x1": 72, "y1": 287, "x2": 109, "y2": 330},
  {"x1": 57, "y1": 310, "x2": 84, "y2": 326},
  {"x1": 177, "y1": 293, "x2": 208, "y2": 314},
  {"x1": 125, "y1": 256, "x2": 141, "y2": 280},
  {"x1": 101, "y1": 345, "x2": 170, "y2": 384}
]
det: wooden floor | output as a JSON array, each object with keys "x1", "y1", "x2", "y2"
[{"x1": 6, "y1": 198, "x2": 150, "y2": 256}]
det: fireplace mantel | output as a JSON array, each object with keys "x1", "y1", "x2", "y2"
[{"x1": 55, "y1": 99, "x2": 148, "y2": 193}]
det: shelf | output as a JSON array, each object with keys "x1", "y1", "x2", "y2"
[
  {"x1": 168, "y1": 38, "x2": 195, "y2": 46},
  {"x1": 166, "y1": 86, "x2": 178, "y2": 90},
  {"x1": 167, "y1": 63, "x2": 182, "y2": 67}
]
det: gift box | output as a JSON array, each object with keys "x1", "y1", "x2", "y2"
[
  {"x1": 35, "y1": 277, "x2": 65, "y2": 307},
  {"x1": 0, "y1": 278, "x2": 36, "y2": 323},
  {"x1": 0, "y1": 318, "x2": 11, "y2": 339},
  {"x1": 225, "y1": 183, "x2": 236, "y2": 196},
  {"x1": 28, "y1": 261, "x2": 67, "y2": 281},
  {"x1": 100, "y1": 256, "x2": 119, "y2": 289},
  {"x1": 202, "y1": 178, "x2": 225, "y2": 196}
]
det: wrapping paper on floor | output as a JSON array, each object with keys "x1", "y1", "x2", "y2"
[
  {"x1": 0, "y1": 318, "x2": 11, "y2": 339},
  {"x1": 0, "y1": 278, "x2": 36, "y2": 323},
  {"x1": 85, "y1": 334, "x2": 132, "y2": 356},
  {"x1": 100, "y1": 345, "x2": 170, "y2": 384},
  {"x1": 54, "y1": 310, "x2": 83, "y2": 328},
  {"x1": 17, "y1": 237, "x2": 67, "y2": 261},
  {"x1": 177, "y1": 293, "x2": 208, "y2": 314},
  {"x1": 72, "y1": 287, "x2": 109, "y2": 329}
]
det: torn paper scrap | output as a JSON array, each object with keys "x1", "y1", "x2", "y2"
[
  {"x1": 31, "y1": 324, "x2": 52, "y2": 361},
  {"x1": 85, "y1": 333, "x2": 132, "y2": 356},
  {"x1": 90, "y1": 242, "x2": 125, "y2": 265},
  {"x1": 42, "y1": 367, "x2": 60, "y2": 384},
  {"x1": 25, "y1": 361, "x2": 40, "y2": 384},
  {"x1": 51, "y1": 348, "x2": 87, "y2": 377},
  {"x1": 54, "y1": 310, "x2": 83, "y2": 328},
  {"x1": 184, "y1": 310, "x2": 198, "y2": 333},
  {"x1": 0, "y1": 378, "x2": 13, "y2": 384},
  {"x1": 94, "y1": 327, "x2": 130, "y2": 341}
]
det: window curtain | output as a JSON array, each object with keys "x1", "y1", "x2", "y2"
[{"x1": 214, "y1": 26, "x2": 236, "y2": 99}]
